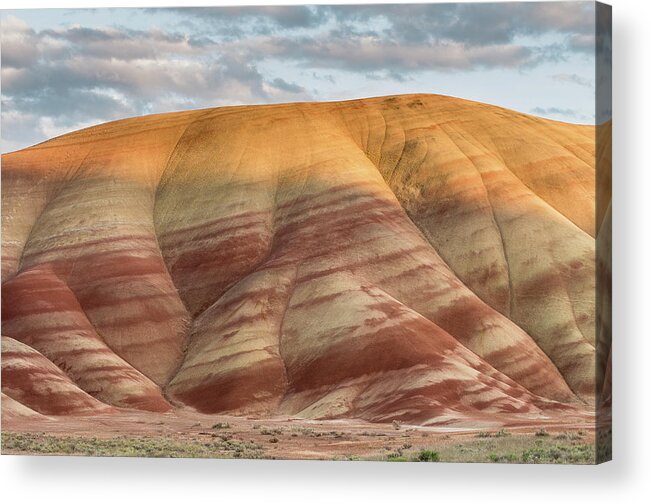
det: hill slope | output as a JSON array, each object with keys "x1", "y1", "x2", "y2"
[{"x1": 1, "y1": 94, "x2": 597, "y2": 425}]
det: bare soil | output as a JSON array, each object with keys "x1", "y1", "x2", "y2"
[{"x1": 1, "y1": 408, "x2": 597, "y2": 463}]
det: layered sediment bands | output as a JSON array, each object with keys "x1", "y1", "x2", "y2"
[
  {"x1": 341, "y1": 98, "x2": 596, "y2": 399},
  {"x1": 2, "y1": 266, "x2": 171, "y2": 411},
  {"x1": 278, "y1": 272, "x2": 572, "y2": 423},
  {"x1": 596, "y1": 200, "x2": 612, "y2": 406},
  {"x1": 1, "y1": 336, "x2": 113, "y2": 415},
  {"x1": 168, "y1": 266, "x2": 297, "y2": 413},
  {"x1": 1, "y1": 392, "x2": 51, "y2": 422},
  {"x1": 596, "y1": 121, "x2": 612, "y2": 229},
  {"x1": 2, "y1": 94, "x2": 598, "y2": 424},
  {"x1": 18, "y1": 178, "x2": 189, "y2": 385},
  {"x1": 154, "y1": 109, "x2": 278, "y2": 316},
  {"x1": 1, "y1": 168, "x2": 56, "y2": 281},
  {"x1": 5, "y1": 114, "x2": 194, "y2": 385},
  {"x1": 595, "y1": 121, "x2": 612, "y2": 408}
]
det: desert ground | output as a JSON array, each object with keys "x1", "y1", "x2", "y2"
[{"x1": 2, "y1": 407, "x2": 598, "y2": 463}]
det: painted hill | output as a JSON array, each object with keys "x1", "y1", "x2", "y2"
[{"x1": 1, "y1": 94, "x2": 598, "y2": 425}]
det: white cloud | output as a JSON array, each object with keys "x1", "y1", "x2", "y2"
[
  {"x1": 552, "y1": 73, "x2": 593, "y2": 88},
  {"x1": 1, "y1": 3, "x2": 597, "y2": 151}
]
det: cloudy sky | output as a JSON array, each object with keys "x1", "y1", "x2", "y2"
[{"x1": 1, "y1": 2, "x2": 600, "y2": 152}]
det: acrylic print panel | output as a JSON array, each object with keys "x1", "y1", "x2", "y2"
[{"x1": 0, "y1": 1, "x2": 611, "y2": 464}]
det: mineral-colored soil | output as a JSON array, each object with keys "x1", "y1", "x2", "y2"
[{"x1": 2, "y1": 94, "x2": 604, "y2": 447}]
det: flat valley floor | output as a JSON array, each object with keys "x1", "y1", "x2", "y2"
[{"x1": 1, "y1": 410, "x2": 599, "y2": 464}]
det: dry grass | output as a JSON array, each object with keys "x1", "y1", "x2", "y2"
[
  {"x1": 2, "y1": 427, "x2": 595, "y2": 464},
  {"x1": 1, "y1": 432, "x2": 264, "y2": 459}
]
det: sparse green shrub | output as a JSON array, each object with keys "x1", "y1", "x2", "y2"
[
  {"x1": 260, "y1": 427, "x2": 283, "y2": 436},
  {"x1": 477, "y1": 429, "x2": 510, "y2": 438},
  {"x1": 416, "y1": 449, "x2": 440, "y2": 462},
  {"x1": 489, "y1": 453, "x2": 517, "y2": 463},
  {"x1": 1, "y1": 432, "x2": 265, "y2": 459},
  {"x1": 211, "y1": 422, "x2": 230, "y2": 429},
  {"x1": 521, "y1": 443, "x2": 594, "y2": 464}
]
